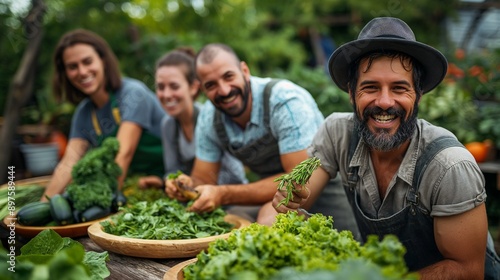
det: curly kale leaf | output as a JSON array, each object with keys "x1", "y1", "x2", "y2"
[
  {"x1": 71, "y1": 137, "x2": 122, "y2": 186},
  {"x1": 67, "y1": 138, "x2": 121, "y2": 211},
  {"x1": 66, "y1": 181, "x2": 113, "y2": 212}
]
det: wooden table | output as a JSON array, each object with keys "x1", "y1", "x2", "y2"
[{"x1": 78, "y1": 236, "x2": 189, "y2": 280}]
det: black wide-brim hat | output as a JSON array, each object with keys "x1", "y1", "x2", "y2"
[{"x1": 328, "y1": 17, "x2": 448, "y2": 94}]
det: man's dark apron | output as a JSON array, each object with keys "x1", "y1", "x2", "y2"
[
  {"x1": 213, "y1": 80, "x2": 359, "y2": 234},
  {"x1": 345, "y1": 129, "x2": 500, "y2": 278},
  {"x1": 91, "y1": 94, "x2": 164, "y2": 177},
  {"x1": 212, "y1": 80, "x2": 282, "y2": 221},
  {"x1": 213, "y1": 80, "x2": 283, "y2": 179}
]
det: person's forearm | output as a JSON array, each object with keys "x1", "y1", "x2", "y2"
[
  {"x1": 41, "y1": 160, "x2": 74, "y2": 201},
  {"x1": 218, "y1": 175, "x2": 284, "y2": 205},
  {"x1": 115, "y1": 153, "x2": 133, "y2": 190},
  {"x1": 418, "y1": 259, "x2": 482, "y2": 280}
]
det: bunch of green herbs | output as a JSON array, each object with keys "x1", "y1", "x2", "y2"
[
  {"x1": 0, "y1": 229, "x2": 109, "y2": 280},
  {"x1": 100, "y1": 198, "x2": 233, "y2": 240},
  {"x1": 274, "y1": 157, "x2": 321, "y2": 207},
  {"x1": 184, "y1": 212, "x2": 418, "y2": 280},
  {"x1": 0, "y1": 184, "x2": 45, "y2": 219}
]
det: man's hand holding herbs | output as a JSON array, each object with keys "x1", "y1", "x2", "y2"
[
  {"x1": 273, "y1": 182, "x2": 310, "y2": 213},
  {"x1": 272, "y1": 157, "x2": 320, "y2": 216}
]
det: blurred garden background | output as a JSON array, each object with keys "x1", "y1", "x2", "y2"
[{"x1": 1, "y1": 0, "x2": 500, "y2": 226}]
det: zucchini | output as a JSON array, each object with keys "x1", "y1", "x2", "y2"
[
  {"x1": 61, "y1": 190, "x2": 73, "y2": 206},
  {"x1": 49, "y1": 194, "x2": 74, "y2": 226},
  {"x1": 16, "y1": 201, "x2": 53, "y2": 226},
  {"x1": 111, "y1": 190, "x2": 127, "y2": 212},
  {"x1": 80, "y1": 206, "x2": 110, "y2": 223},
  {"x1": 72, "y1": 209, "x2": 82, "y2": 224}
]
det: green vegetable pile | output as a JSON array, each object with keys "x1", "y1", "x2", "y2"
[
  {"x1": 0, "y1": 229, "x2": 109, "y2": 280},
  {"x1": 270, "y1": 259, "x2": 417, "y2": 280},
  {"x1": 14, "y1": 137, "x2": 126, "y2": 227},
  {"x1": 0, "y1": 184, "x2": 45, "y2": 219},
  {"x1": 66, "y1": 137, "x2": 122, "y2": 212},
  {"x1": 275, "y1": 157, "x2": 321, "y2": 207},
  {"x1": 122, "y1": 175, "x2": 168, "y2": 205},
  {"x1": 100, "y1": 198, "x2": 234, "y2": 240},
  {"x1": 184, "y1": 212, "x2": 418, "y2": 280}
]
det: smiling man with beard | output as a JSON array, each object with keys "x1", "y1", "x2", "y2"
[
  {"x1": 164, "y1": 43, "x2": 360, "y2": 236},
  {"x1": 273, "y1": 17, "x2": 500, "y2": 279}
]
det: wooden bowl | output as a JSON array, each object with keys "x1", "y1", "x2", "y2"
[
  {"x1": 87, "y1": 214, "x2": 251, "y2": 258},
  {"x1": 3, "y1": 214, "x2": 110, "y2": 238},
  {"x1": 1, "y1": 175, "x2": 109, "y2": 238},
  {"x1": 164, "y1": 258, "x2": 197, "y2": 280}
]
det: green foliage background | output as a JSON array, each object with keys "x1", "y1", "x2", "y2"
[
  {"x1": 0, "y1": 0, "x2": 461, "y2": 124},
  {"x1": 6, "y1": 0, "x2": 500, "y2": 149}
]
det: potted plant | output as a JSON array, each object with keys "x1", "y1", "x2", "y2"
[
  {"x1": 421, "y1": 48, "x2": 500, "y2": 158},
  {"x1": 18, "y1": 91, "x2": 73, "y2": 177}
]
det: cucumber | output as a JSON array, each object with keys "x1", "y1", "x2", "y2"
[
  {"x1": 111, "y1": 190, "x2": 127, "y2": 212},
  {"x1": 80, "y1": 206, "x2": 111, "y2": 223},
  {"x1": 49, "y1": 194, "x2": 74, "y2": 226},
  {"x1": 16, "y1": 201, "x2": 53, "y2": 226}
]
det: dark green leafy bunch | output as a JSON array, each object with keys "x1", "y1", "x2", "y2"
[
  {"x1": 184, "y1": 212, "x2": 418, "y2": 280},
  {"x1": 274, "y1": 157, "x2": 321, "y2": 207},
  {"x1": 66, "y1": 181, "x2": 114, "y2": 212},
  {"x1": 100, "y1": 198, "x2": 233, "y2": 240},
  {"x1": 71, "y1": 137, "x2": 122, "y2": 187},
  {"x1": 122, "y1": 175, "x2": 168, "y2": 204},
  {"x1": 66, "y1": 137, "x2": 122, "y2": 211}
]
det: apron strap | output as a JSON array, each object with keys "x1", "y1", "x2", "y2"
[
  {"x1": 91, "y1": 94, "x2": 121, "y2": 136},
  {"x1": 408, "y1": 135, "x2": 463, "y2": 204},
  {"x1": 347, "y1": 123, "x2": 360, "y2": 191},
  {"x1": 213, "y1": 79, "x2": 281, "y2": 149}
]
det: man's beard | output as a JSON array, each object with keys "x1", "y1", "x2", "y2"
[
  {"x1": 214, "y1": 79, "x2": 251, "y2": 118},
  {"x1": 354, "y1": 103, "x2": 418, "y2": 151}
]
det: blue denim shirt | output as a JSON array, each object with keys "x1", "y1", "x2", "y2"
[{"x1": 196, "y1": 76, "x2": 324, "y2": 162}]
